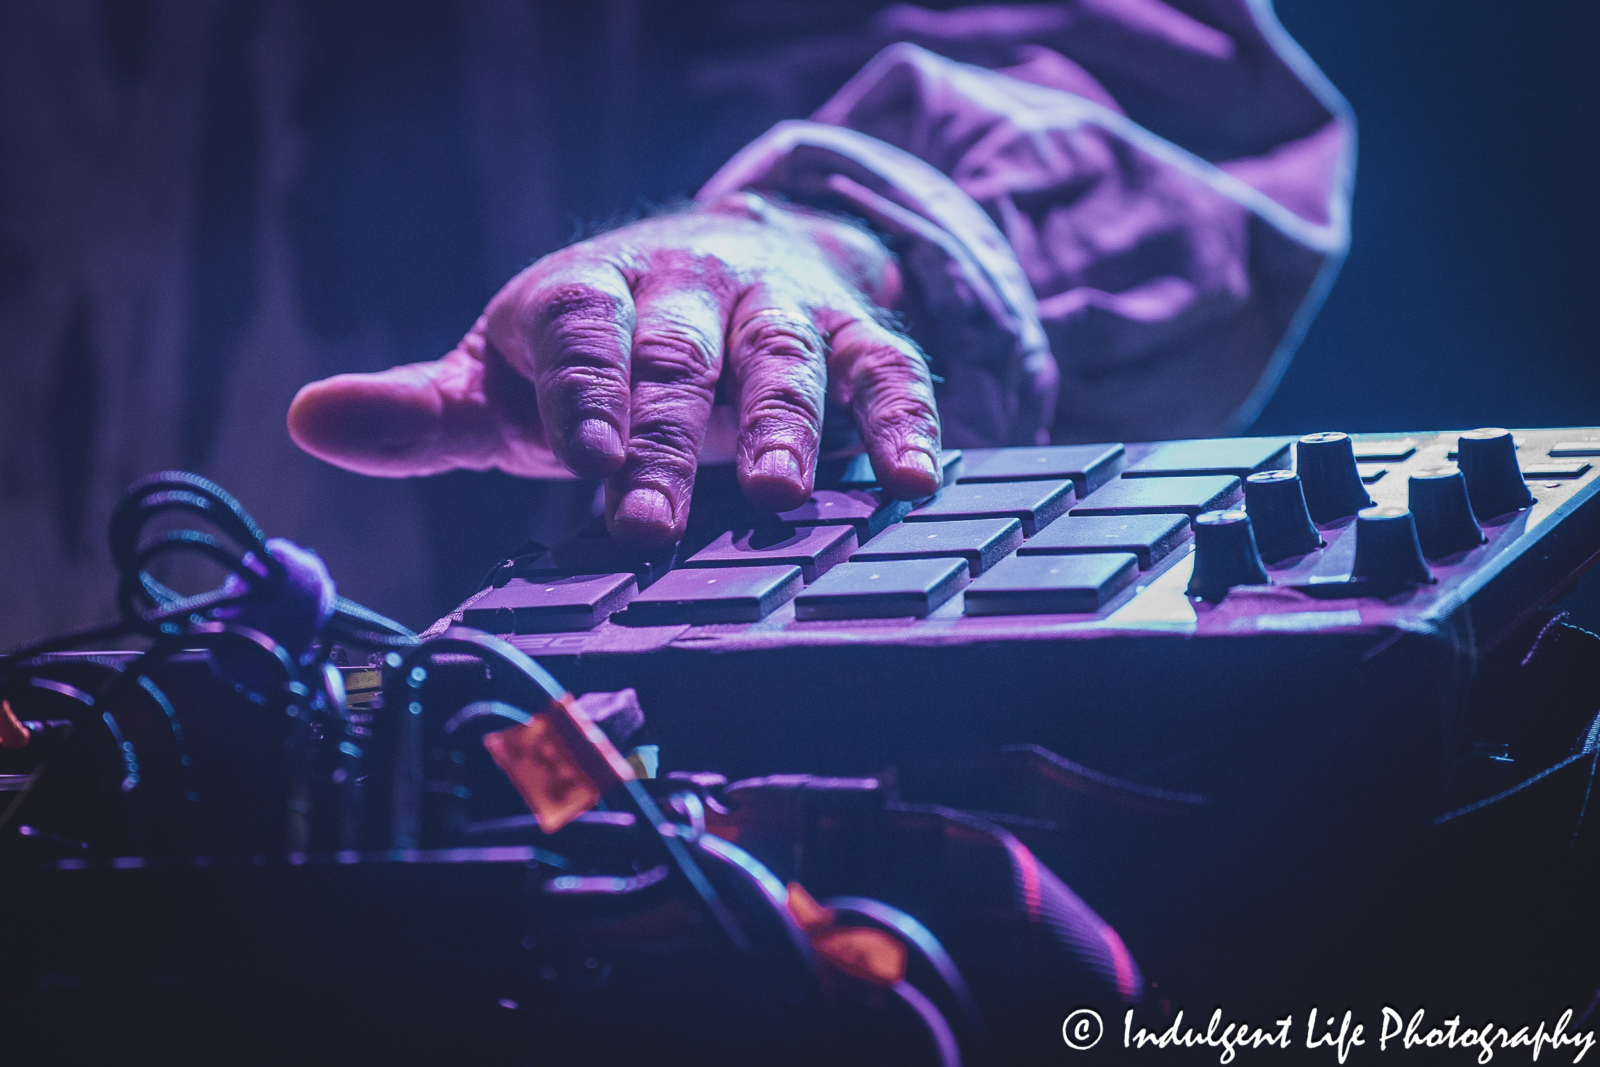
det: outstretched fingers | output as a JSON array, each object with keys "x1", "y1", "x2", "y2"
[{"x1": 289, "y1": 209, "x2": 939, "y2": 540}]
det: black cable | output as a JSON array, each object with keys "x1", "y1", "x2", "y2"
[
  {"x1": 329, "y1": 595, "x2": 418, "y2": 645},
  {"x1": 110, "y1": 472, "x2": 276, "y2": 623}
]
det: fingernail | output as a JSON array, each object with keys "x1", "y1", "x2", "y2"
[
  {"x1": 614, "y1": 487, "x2": 673, "y2": 527},
  {"x1": 752, "y1": 447, "x2": 801, "y2": 483},
  {"x1": 574, "y1": 417, "x2": 623, "y2": 459},
  {"x1": 897, "y1": 449, "x2": 938, "y2": 481}
]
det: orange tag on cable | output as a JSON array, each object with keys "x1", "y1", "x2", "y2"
[
  {"x1": 482, "y1": 715, "x2": 600, "y2": 833},
  {"x1": 482, "y1": 693, "x2": 635, "y2": 833},
  {"x1": 786, "y1": 882, "x2": 907, "y2": 986},
  {"x1": 0, "y1": 700, "x2": 29, "y2": 749},
  {"x1": 814, "y1": 928, "x2": 908, "y2": 986},
  {"x1": 787, "y1": 881, "x2": 833, "y2": 931}
]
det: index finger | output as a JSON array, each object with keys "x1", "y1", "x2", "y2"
[{"x1": 488, "y1": 259, "x2": 635, "y2": 479}]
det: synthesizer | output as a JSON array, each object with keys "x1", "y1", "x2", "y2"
[
  {"x1": 443, "y1": 428, "x2": 1600, "y2": 799},
  {"x1": 416, "y1": 426, "x2": 1600, "y2": 1011}
]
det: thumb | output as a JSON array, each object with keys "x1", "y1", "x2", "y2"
[{"x1": 288, "y1": 337, "x2": 565, "y2": 479}]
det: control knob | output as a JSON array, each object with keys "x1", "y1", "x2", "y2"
[
  {"x1": 1351, "y1": 506, "x2": 1434, "y2": 588},
  {"x1": 1187, "y1": 509, "x2": 1269, "y2": 602},
  {"x1": 1408, "y1": 465, "x2": 1486, "y2": 560},
  {"x1": 1243, "y1": 470, "x2": 1324, "y2": 563},
  {"x1": 1456, "y1": 428, "x2": 1534, "y2": 520},
  {"x1": 1296, "y1": 432, "x2": 1374, "y2": 524}
]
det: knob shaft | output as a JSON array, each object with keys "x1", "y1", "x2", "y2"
[
  {"x1": 1456, "y1": 428, "x2": 1534, "y2": 520},
  {"x1": 1296, "y1": 432, "x2": 1373, "y2": 524},
  {"x1": 1408, "y1": 465, "x2": 1486, "y2": 560},
  {"x1": 1244, "y1": 470, "x2": 1324, "y2": 563},
  {"x1": 1351, "y1": 506, "x2": 1434, "y2": 588},
  {"x1": 1187, "y1": 509, "x2": 1269, "y2": 602}
]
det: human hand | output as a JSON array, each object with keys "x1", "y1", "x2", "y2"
[{"x1": 287, "y1": 193, "x2": 941, "y2": 546}]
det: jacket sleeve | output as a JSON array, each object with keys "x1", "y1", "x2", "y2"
[{"x1": 698, "y1": 0, "x2": 1353, "y2": 447}]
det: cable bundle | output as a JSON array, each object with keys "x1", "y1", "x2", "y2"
[
  {"x1": 0, "y1": 472, "x2": 421, "y2": 847},
  {"x1": 3, "y1": 471, "x2": 416, "y2": 680}
]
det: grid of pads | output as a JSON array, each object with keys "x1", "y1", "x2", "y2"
[{"x1": 463, "y1": 438, "x2": 1309, "y2": 631}]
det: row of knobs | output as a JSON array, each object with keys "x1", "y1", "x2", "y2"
[{"x1": 1187, "y1": 428, "x2": 1534, "y2": 602}]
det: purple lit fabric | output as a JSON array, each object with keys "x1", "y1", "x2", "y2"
[{"x1": 700, "y1": 0, "x2": 1352, "y2": 450}]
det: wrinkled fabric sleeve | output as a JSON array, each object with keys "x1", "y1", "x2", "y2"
[{"x1": 698, "y1": 0, "x2": 1352, "y2": 447}]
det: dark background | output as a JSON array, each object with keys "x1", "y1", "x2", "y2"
[
  {"x1": 1258, "y1": 0, "x2": 1600, "y2": 436},
  {"x1": 1, "y1": 0, "x2": 1596, "y2": 643}
]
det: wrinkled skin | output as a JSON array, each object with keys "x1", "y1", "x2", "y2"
[{"x1": 288, "y1": 193, "x2": 941, "y2": 546}]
